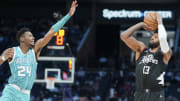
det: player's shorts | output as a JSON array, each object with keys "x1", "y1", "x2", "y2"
[
  {"x1": 134, "y1": 89, "x2": 165, "y2": 101},
  {"x1": 0, "y1": 85, "x2": 30, "y2": 101}
]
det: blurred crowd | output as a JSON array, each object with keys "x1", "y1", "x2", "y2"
[{"x1": 0, "y1": 16, "x2": 180, "y2": 101}]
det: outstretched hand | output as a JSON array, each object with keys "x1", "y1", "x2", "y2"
[{"x1": 69, "y1": 0, "x2": 78, "y2": 16}]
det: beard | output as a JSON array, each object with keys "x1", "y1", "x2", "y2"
[
  {"x1": 28, "y1": 43, "x2": 35, "y2": 49},
  {"x1": 149, "y1": 41, "x2": 159, "y2": 49},
  {"x1": 30, "y1": 44, "x2": 35, "y2": 49}
]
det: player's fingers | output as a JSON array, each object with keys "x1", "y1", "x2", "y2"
[
  {"x1": 9, "y1": 50, "x2": 13, "y2": 54},
  {"x1": 5, "y1": 54, "x2": 11, "y2": 59},
  {"x1": 144, "y1": 25, "x2": 152, "y2": 31},
  {"x1": 71, "y1": 1, "x2": 74, "y2": 6},
  {"x1": 9, "y1": 52, "x2": 13, "y2": 57},
  {"x1": 75, "y1": 0, "x2": 77, "y2": 4},
  {"x1": 76, "y1": 4, "x2": 78, "y2": 7},
  {"x1": 143, "y1": 24, "x2": 149, "y2": 29},
  {"x1": 74, "y1": 0, "x2": 77, "y2": 6},
  {"x1": 7, "y1": 50, "x2": 13, "y2": 54},
  {"x1": 7, "y1": 51, "x2": 14, "y2": 56},
  {"x1": 9, "y1": 49, "x2": 14, "y2": 54},
  {"x1": 9, "y1": 52, "x2": 14, "y2": 56},
  {"x1": 7, "y1": 54, "x2": 13, "y2": 58},
  {"x1": 5, "y1": 48, "x2": 13, "y2": 54},
  {"x1": 10, "y1": 54, "x2": 13, "y2": 57},
  {"x1": 146, "y1": 26, "x2": 152, "y2": 30},
  {"x1": 144, "y1": 23, "x2": 152, "y2": 29},
  {"x1": 4, "y1": 52, "x2": 9, "y2": 57},
  {"x1": 143, "y1": 23, "x2": 148, "y2": 26}
]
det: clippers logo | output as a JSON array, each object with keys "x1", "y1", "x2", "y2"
[{"x1": 139, "y1": 54, "x2": 158, "y2": 64}]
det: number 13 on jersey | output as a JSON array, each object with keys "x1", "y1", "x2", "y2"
[
  {"x1": 143, "y1": 66, "x2": 150, "y2": 74},
  {"x1": 17, "y1": 66, "x2": 31, "y2": 77}
]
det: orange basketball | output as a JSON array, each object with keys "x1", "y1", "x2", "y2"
[{"x1": 144, "y1": 12, "x2": 158, "y2": 31}]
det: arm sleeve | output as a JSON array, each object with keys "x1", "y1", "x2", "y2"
[
  {"x1": 52, "y1": 14, "x2": 71, "y2": 32},
  {"x1": 158, "y1": 24, "x2": 170, "y2": 53}
]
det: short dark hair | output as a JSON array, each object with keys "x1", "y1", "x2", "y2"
[
  {"x1": 154, "y1": 29, "x2": 158, "y2": 34},
  {"x1": 16, "y1": 27, "x2": 30, "y2": 42}
]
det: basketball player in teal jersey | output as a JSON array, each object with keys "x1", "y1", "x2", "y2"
[
  {"x1": 120, "y1": 13, "x2": 172, "y2": 101},
  {"x1": 0, "y1": 1, "x2": 78, "y2": 101}
]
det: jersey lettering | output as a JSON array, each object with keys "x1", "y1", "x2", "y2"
[{"x1": 139, "y1": 54, "x2": 158, "y2": 64}]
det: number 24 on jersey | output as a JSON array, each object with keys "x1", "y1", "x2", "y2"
[{"x1": 17, "y1": 66, "x2": 31, "y2": 77}]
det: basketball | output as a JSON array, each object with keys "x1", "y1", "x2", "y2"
[{"x1": 144, "y1": 12, "x2": 158, "y2": 31}]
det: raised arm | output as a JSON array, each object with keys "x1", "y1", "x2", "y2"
[
  {"x1": 120, "y1": 22, "x2": 147, "y2": 53},
  {"x1": 0, "y1": 48, "x2": 14, "y2": 65},
  {"x1": 156, "y1": 13, "x2": 172, "y2": 64},
  {"x1": 34, "y1": 0, "x2": 78, "y2": 59}
]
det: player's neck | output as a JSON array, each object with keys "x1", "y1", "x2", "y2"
[
  {"x1": 19, "y1": 44, "x2": 30, "y2": 54},
  {"x1": 149, "y1": 47, "x2": 160, "y2": 53}
]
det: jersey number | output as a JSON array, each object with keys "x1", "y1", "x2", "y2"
[
  {"x1": 143, "y1": 66, "x2": 150, "y2": 74},
  {"x1": 157, "y1": 72, "x2": 165, "y2": 85},
  {"x1": 17, "y1": 66, "x2": 31, "y2": 77}
]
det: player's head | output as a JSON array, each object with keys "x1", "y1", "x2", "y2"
[
  {"x1": 16, "y1": 28, "x2": 35, "y2": 48},
  {"x1": 149, "y1": 30, "x2": 160, "y2": 49}
]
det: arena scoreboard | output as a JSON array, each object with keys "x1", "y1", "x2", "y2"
[
  {"x1": 47, "y1": 29, "x2": 67, "y2": 50},
  {"x1": 54, "y1": 29, "x2": 65, "y2": 46}
]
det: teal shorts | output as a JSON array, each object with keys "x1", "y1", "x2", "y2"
[{"x1": 0, "y1": 85, "x2": 30, "y2": 101}]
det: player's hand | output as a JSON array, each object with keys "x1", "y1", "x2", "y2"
[
  {"x1": 69, "y1": 0, "x2": 78, "y2": 16},
  {"x1": 1, "y1": 48, "x2": 14, "y2": 61},
  {"x1": 142, "y1": 22, "x2": 153, "y2": 31},
  {"x1": 156, "y1": 13, "x2": 163, "y2": 25}
]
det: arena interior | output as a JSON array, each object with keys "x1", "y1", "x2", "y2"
[{"x1": 0, "y1": 0, "x2": 180, "y2": 101}]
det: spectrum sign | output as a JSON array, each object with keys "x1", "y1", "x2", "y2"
[{"x1": 102, "y1": 9, "x2": 173, "y2": 20}]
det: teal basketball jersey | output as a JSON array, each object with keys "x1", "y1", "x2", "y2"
[{"x1": 8, "y1": 46, "x2": 37, "y2": 91}]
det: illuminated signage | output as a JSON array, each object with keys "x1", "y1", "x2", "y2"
[
  {"x1": 102, "y1": 9, "x2": 173, "y2": 20},
  {"x1": 54, "y1": 29, "x2": 65, "y2": 46},
  {"x1": 69, "y1": 60, "x2": 72, "y2": 69}
]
